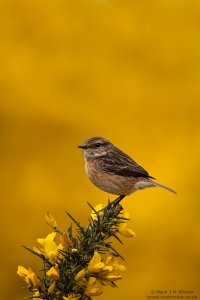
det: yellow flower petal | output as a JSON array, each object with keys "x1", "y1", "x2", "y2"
[
  {"x1": 102, "y1": 256, "x2": 126, "y2": 282},
  {"x1": 25, "y1": 272, "x2": 38, "y2": 287},
  {"x1": 48, "y1": 281, "x2": 56, "y2": 292},
  {"x1": 123, "y1": 212, "x2": 130, "y2": 219},
  {"x1": 45, "y1": 212, "x2": 57, "y2": 228},
  {"x1": 117, "y1": 264, "x2": 126, "y2": 271},
  {"x1": 119, "y1": 222, "x2": 127, "y2": 229},
  {"x1": 75, "y1": 269, "x2": 87, "y2": 281},
  {"x1": 106, "y1": 274, "x2": 122, "y2": 280},
  {"x1": 118, "y1": 227, "x2": 136, "y2": 237},
  {"x1": 17, "y1": 266, "x2": 38, "y2": 287},
  {"x1": 17, "y1": 266, "x2": 29, "y2": 277},
  {"x1": 88, "y1": 252, "x2": 105, "y2": 272},
  {"x1": 105, "y1": 255, "x2": 113, "y2": 265},
  {"x1": 86, "y1": 287, "x2": 103, "y2": 296},
  {"x1": 103, "y1": 265, "x2": 113, "y2": 272},
  {"x1": 88, "y1": 277, "x2": 96, "y2": 285},
  {"x1": 91, "y1": 262, "x2": 105, "y2": 273},
  {"x1": 33, "y1": 291, "x2": 42, "y2": 300},
  {"x1": 90, "y1": 204, "x2": 104, "y2": 221},
  {"x1": 37, "y1": 232, "x2": 56, "y2": 246},
  {"x1": 86, "y1": 277, "x2": 103, "y2": 296},
  {"x1": 46, "y1": 266, "x2": 59, "y2": 280},
  {"x1": 37, "y1": 232, "x2": 63, "y2": 263}
]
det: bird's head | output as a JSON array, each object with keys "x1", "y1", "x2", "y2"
[{"x1": 78, "y1": 137, "x2": 111, "y2": 160}]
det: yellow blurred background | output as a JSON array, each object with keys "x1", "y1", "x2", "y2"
[{"x1": 0, "y1": 0, "x2": 200, "y2": 299}]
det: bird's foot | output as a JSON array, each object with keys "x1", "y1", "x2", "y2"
[
  {"x1": 102, "y1": 195, "x2": 125, "y2": 213},
  {"x1": 98, "y1": 195, "x2": 125, "y2": 213},
  {"x1": 111, "y1": 195, "x2": 125, "y2": 206}
]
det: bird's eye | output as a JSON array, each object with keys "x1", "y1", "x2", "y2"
[{"x1": 94, "y1": 143, "x2": 101, "y2": 148}]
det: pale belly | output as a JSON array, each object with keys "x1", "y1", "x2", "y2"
[{"x1": 85, "y1": 160, "x2": 140, "y2": 195}]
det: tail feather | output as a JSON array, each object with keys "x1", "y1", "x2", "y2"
[
  {"x1": 135, "y1": 180, "x2": 176, "y2": 194},
  {"x1": 152, "y1": 181, "x2": 177, "y2": 194}
]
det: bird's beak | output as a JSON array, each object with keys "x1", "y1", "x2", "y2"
[{"x1": 78, "y1": 144, "x2": 87, "y2": 149}]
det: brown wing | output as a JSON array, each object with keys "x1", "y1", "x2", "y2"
[{"x1": 97, "y1": 147, "x2": 155, "y2": 179}]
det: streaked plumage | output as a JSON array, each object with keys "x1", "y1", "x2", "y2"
[{"x1": 78, "y1": 137, "x2": 176, "y2": 197}]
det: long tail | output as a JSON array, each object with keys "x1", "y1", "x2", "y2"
[
  {"x1": 152, "y1": 181, "x2": 177, "y2": 194},
  {"x1": 135, "y1": 179, "x2": 176, "y2": 194}
]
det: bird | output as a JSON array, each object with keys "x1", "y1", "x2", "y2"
[{"x1": 78, "y1": 137, "x2": 176, "y2": 203}]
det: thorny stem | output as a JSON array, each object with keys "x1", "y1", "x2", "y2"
[{"x1": 18, "y1": 200, "x2": 135, "y2": 300}]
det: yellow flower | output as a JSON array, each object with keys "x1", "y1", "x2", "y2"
[
  {"x1": 103, "y1": 256, "x2": 126, "y2": 281},
  {"x1": 17, "y1": 266, "x2": 38, "y2": 287},
  {"x1": 90, "y1": 204, "x2": 104, "y2": 221},
  {"x1": 118, "y1": 223, "x2": 136, "y2": 237},
  {"x1": 46, "y1": 266, "x2": 59, "y2": 280},
  {"x1": 122, "y1": 212, "x2": 130, "y2": 219},
  {"x1": 118, "y1": 212, "x2": 136, "y2": 237},
  {"x1": 88, "y1": 252, "x2": 105, "y2": 273},
  {"x1": 85, "y1": 277, "x2": 103, "y2": 296},
  {"x1": 33, "y1": 291, "x2": 42, "y2": 300},
  {"x1": 37, "y1": 232, "x2": 63, "y2": 263},
  {"x1": 75, "y1": 268, "x2": 87, "y2": 281},
  {"x1": 45, "y1": 212, "x2": 57, "y2": 228},
  {"x1": 48, "y1": 281, "x2": 56, "y2": 293}
]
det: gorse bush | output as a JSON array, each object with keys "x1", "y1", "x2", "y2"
[{"x1": 17, "y1": 201, "x2": 135, "y2": 300}]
